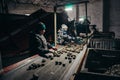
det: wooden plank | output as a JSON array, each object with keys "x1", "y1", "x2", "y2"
[{"x1": 67, "y1": 44, "x2": 87, "y2": 80}]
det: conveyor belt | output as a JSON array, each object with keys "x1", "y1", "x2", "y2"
[{"x1": 0, "y1": 44, "x2": 87, "y2": 80}]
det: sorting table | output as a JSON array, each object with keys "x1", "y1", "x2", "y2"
[{"x1": 1, "y1": 44, "x2": 87, "y2": 80}]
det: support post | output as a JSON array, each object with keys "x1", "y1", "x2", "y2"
[
  {"x1": 76, "y1": 4, "x2": 79, "y2": 22},
  {"x1": 54, "y1": 6, "x2": 57, "y2": 46},
  {"x1": 0, "y1": 51, "x2": 3, "y2": 73}
]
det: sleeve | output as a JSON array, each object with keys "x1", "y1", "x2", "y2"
[
  {"x1": 47, "y1": 42, "x2": 53, "y2": 49},
  {"x1": 30, "y1": 34, "x2": 49, "y2": 53},
  {"x1": 36, "y1": 37, "x2": 50, "y2": 53}
]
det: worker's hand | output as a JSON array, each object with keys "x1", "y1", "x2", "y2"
[
  {"x1": 49, "y1": 49, "x2": 55, "y2": 53},
  {"x1": 52, "y1": 47, "x2": 57, "y2": 51}
]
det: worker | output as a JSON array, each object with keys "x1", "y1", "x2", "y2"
[
  {"x1": 88, "y1": 25, "x2": 99, "y2": 38},
  {"x1": 29, "y1": 22, "x2": 57, "y2": 58}
]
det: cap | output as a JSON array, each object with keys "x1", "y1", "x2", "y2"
[{"x1": 36, "y1": 22, "x2": 46, "y2": 30}]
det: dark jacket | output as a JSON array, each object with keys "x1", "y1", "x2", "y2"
[{"x1": 29, "y1": 32, "x2": 52, "y2": 54}]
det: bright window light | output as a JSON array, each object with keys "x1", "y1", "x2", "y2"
[
  {"x1": 65, "y1": 4, "x2": 73, "y2": 11},
  {"x1": 79, "y1": 17, "x2": 85, "y2": 22}
]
